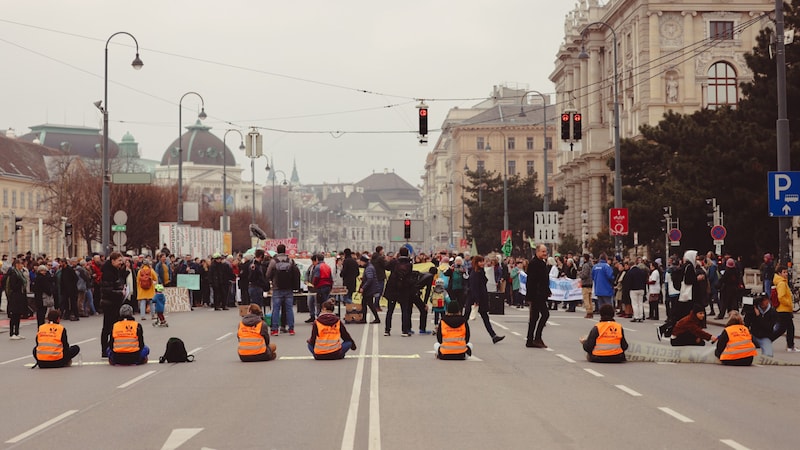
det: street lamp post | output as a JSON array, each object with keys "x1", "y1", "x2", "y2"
[
  {"x1": 177, "y1": 92, "x2": 207, "y2": 224},
  {"x1": 463, "y1": 154, "x2": 483, "y2": 207},
  {"x1": 101, "y1": 31, "x2": 143, "y2": 256},
  {"x1": 485, "y1": 130, "x2": 509, "y2": 231},
  {"x1": 579, "y1": 21, "x2": 621, "y2": 257},
  {"x1": 775, "y1": 0, "x2": 791, "y2": 263},
  {"x1": 270, "y1": 169, "x2": 287, "y2": 237},
  {"x1": 222, "y1": 129, "x2": 245, "y2": 233},
  {"x1": 519, "y1": 90, "x2": 549, "y2": 211}
]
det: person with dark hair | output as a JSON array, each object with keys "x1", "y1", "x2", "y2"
[
  {"x1": 358, "y1": 254, "x2": 381, "y2": 323},
  {"x1": 304, "y1": 254, "x2": 319, "y2": 322},
  {"x1": 238, "y1": 303, "x2": 277, "y2": 362},
  {"x1": 340, "y1": 248, "x2": 359, "y2": 305},
  {"x1": 717, "y1": 257, "x2": 743, "y2": 319},
  {"x1": 715, "y1": 311, "x2": 756, "y2": 366},
  {"x1": 465, "y1": 255, "x2": 505, "y2": 344},
  {"x1": 107, "y1": 304, "x2": 149, "y2": 365},
  {"x1": 33, "y1": 309, "x2": 80, "y2": 368},
  {"x1": 772, "y1": 265, "x2": 798, "y2": 352},
  {"x1": 384, "y1": 246, "x2": 414, "y2": 336},
  {"x1": 31, "y1": 264, "x2": 55, "y2": 327},
  {"x1": 307, "y1": 299, "x2": 356, "y2": 360},
  {"x1": 744, "y1": 295, "x2": 779, "y2": 357},
  {"x1": 209, "y1": 253, "x2": 229, "y2": 311},
  {"x1": 670, "y1": 304, "x2": 717, "y2": 347},
  {"x1": 435, "y1": 301, "x2": 472, "y2": 360},
  {"x1": 248, "y1": 249, "x2": 268, "y2": 308},
  {"x1": 266, "y1": 244, "x2": 301, "y2": 336},
  {"x1": 581, "y1": 304, "x2": 628, "y2": 363},
  {"x1": 526, "y1": 245, "x2": 550, "y2": 348},
  {"x1": 100, "y1": 252, "x2": 126, "y2": 357},
  {"x1": 311, "y1": 253, "x2": 334, "y2": 327}
]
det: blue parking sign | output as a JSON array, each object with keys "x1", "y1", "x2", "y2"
[{"x1": 768, "y1": 171, "x2": 800, "y2": 216}]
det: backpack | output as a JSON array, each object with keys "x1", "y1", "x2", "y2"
[
  {"x1": 159, "y1": 337, "x2": 194, "y2": 363},
  {"x1": 139, "y1": 269, "x2": 153, "y2": 290},
  {"x1": 770, "y1": 286, "x2": 779, "y2": 309},
  {"x1": 274, "y1": 257, "x2": 294, "y2": 287},
  {"x1": 671, "y1": 267, "x2": 683, "y2": 291}
]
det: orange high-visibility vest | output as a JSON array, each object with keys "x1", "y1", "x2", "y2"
[
  {"x1": 314, "y1": 320, "x2": 342, "y2": 355},
  {"x1": 35, "y1": 323, "x2": 64, "y2": 361},
  {"x1": 592, "y1": 321, "x2": 624, "y2": 357},
  {"x1": 112, "y1": 320, "x2": 140, "y2": 353},
  {"x1": 238, "y1": 321, "x2": 267, "y2": 356},
  {"x1": 440, "y1": 321, "x2": 468, "y2": 355},
  {"x1": 720, "y1": 325, "x2": 757, "y2": 360}
]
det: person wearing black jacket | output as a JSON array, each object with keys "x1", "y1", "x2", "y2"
[
  {"x1": 526, "y1": 244, "x2": 551, "y2": 348},
  {"x1": 744, "y1": 295, "x2": 779, "y2": 357},
  {"x1": 384, "y1": 247, "x2": 414, "y2": 337},
  {"x1": 238, "y1": 257, "x2": 251, "y2": 305},
  {"x1": 248, "y1": 249, "x2": 269, "y2": 308},
  {"x1": 465, "y1": 255, "x2": 504, "y2": 344},
  {"x1": 340, "y1": 248, "x2": 359, "y2": 304},
  {"x1": 60, "y1": 258, "x2": 80, "y2": 321},
  {"x1": 100, "y1": 252, "x2": 126, "y2": 357},
  {"x1": 31, "y1": 265, "x2": 55, "y2": 326},
  {"x1": 209, "y1": 253, "x2": 229, "y2": 311}
]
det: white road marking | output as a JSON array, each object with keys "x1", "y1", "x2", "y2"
[
  {"x1": 117, "y1": 370, "x2": 156, "y2": 389},
  {"x1": 511, "y1": 331, "x2": 521, "y2": 336},
  {"x1": 656, "y1": 361, "x2": 676, "y2": 365},
  {"x1": 615, "y1": 385, "x2": 642, "y2": 397},
  {"x1": 720, "y1": 439, "x2": 751, "y2": 450},
  {"x1": 556, "y1": 354, "x2": 576, "y2": 363},
  {"x1": 280, "y1": 354, "x2": 419, "y2": 360},
  {"x1": 466, "y1": 355, "x2": 483, "y2": 361},
  {"x1": 73, "y1": 337, "x2": 97, "y2": 345},
  {"x1": 1, "y1": 354, "x2": 33, "y2": 365},
  {"x1": 25, "y1": 360, "x2": 159, "y2": 367},
  {"x1": 545, "y1": 348, "x2": 555, "y2": 352},
  {"x1": 583, "y1": 368, "x2": 604, "y2": 377},
  {"x1": 187, "y1": 347, "x2": 202, "y2": 355},
  {"x1": 161, "y1": 428, "x2": 203, "y2": 450},
  {"x1": 546, "y1": 321, "x2": 560, "y2": 326},
  {"x1": 658, "y1": 407, "x2": 694, "y2": 423},
  {"x1": 369, "y1": 326, "x2": 381, "y2": 450},
  {"x1": 340, "y1": 322, "x2": 371, "y2": 450},
  {"x1": 5, "y1": 409, "x2": 78, "y2": 443},
  {"x1": 490, "y1": 320, "x2": 509, "y2": 330},
  {"x1": 215, "y1": 332, "x2": 232, "y2": 341}
]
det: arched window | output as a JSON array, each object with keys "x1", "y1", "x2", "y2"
[{"x1": 707, "y1": 62, "x2": 738, "y2": 109}]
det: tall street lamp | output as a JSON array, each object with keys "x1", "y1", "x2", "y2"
[
  {"x1": 485, "y1": 129, "x2": 509, "y2": 231},
  {"x1": 272, "y1": 170, "x2": 287, "y2": 236},
  {"x1": 519, "y1": 90, "x2": 549, "y2": 211},
  {"x1": 222, "y1": 129, "x2": 245, "y2": 233},
  {"x1": 464, "y1": 154, "x2": 483, "y2": 207},
  {"x1": 100, "y1": 31, "x2": 143, "y2": 255},
  {"x1": 775, "y1": 0, "x2": 791, "y2": 262},
  {"x1": 579, "y1": 21, "x2": 621, "y2": 257},
  {"x1": 177, "y1": 92, "x2": 207, "y2": 224}
]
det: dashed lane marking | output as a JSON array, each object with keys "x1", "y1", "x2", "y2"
[
  {"x1": 546, "y1": 321, "x2": 560, "y2": 326},
  {"x1": 720, "y1": 439, "x2": 751, "y2": 450},
  {"x1": 658, "y1": 407, "x2": 694, "y2": 423},
  {"x1": 583, "y1": 368, "x2": 604, "y2": 377},
  {"x1": 556, "y1": 354, "x2": 576, "y2": 363},
  {"x1": 215, "y1": 332, "x2": 232, "y2": 341},
  {"x1": 117, "y1": 370, "x2": 156, "y2": 389},
  {"x1": 6, "y1": 410, "x2": 78, "y2": 443},
  {"x1": 281, "y1": 354, "x2": 420, "y2": 360},
  {"x1": 615, "y1": 385, "x2": 642, "y2": 397},
  {"x1": 188, "y1": 347, "x2": 202, "y2": 355},
  {"x1": 511, "y1": 331, "x2": 521, "y2": 336},
  {"x1": 161, "y1": 428, "x2": 203, "y2": 450},
  {"x1": 489, "y1": 320, "x2": 509, "y2": 330}
]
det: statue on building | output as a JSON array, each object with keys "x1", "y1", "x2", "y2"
[{"x1": 666, "y1": 76, "x2": 679, "y2": 103}]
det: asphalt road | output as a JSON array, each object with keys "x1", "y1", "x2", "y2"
[{"x1": 1, "y1": 303, "x2": 798, "y2": 450}]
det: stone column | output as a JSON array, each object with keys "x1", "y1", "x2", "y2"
[{"x1": 589, "y1": 174, "x2": 603, "y2": 236}]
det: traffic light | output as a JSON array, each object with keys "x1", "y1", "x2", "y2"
[
  {"x1": 418, "y1": 106, "x2": 428, "y2": 136},
  {"x1": 403, "y1": 219, "x2": 411, "y2": 239},
  {"x1": 560, "y1": 113, "x2": 570, "y2": 140},
  {"x1": 14, "y1": 216, "x2": 22, "y2": 232},
  {"x1": 65, "y1": 223, "x2": 73, "y2": 237},
  {"x1": 572, "y1": 113, "x2": 582, "y2": 140}
]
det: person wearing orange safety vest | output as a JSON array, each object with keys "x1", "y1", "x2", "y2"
[
  {"x1": 715, "y1": 311, "x2": 757, "y2": 366},
  {"x1": 33, "y1": 309, "x2": 81, "y2": 368},
  {"x1": 581, "y1": 304, "x2": 628, "y2": 363},
  {"x1": 238, "y1": 303, "x2": 277, "y2": 362},
  {"x1": 435, "y1": 300, "x2": 472, "y2": 360},
  {"x1": 307, "y1": 299, "x2": 356, "y2": 360},
  {"x1": 107, "y1": 304, "x2": 149, "y2": 365}
]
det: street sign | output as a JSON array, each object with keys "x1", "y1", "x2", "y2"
[
  {"x1": 533, "y1": 212, "x2": 559, "y2": 243},
  {"x1": 710, "y1": 225, "x2": 727, "y2": 240},
  {"x1": 111, "y1": 224, "x2": 127, "y2": 232},
  {"x1": 609, "y1": 208, "x2": 629, "y2": 236},
  {"x1": 668, "y1": 228, "x2": 682, "y2": 242},
  {"x1": 768, "y1": 171, "x2": 800, "y2": 216}
]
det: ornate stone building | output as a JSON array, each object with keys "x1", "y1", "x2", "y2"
[{"x1": 551, "y1": 0, "x2": 772, "y2": 243}]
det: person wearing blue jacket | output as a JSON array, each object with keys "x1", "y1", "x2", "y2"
[{"x1": 591, "y1": 253, "x2": 615, "y2": 309}]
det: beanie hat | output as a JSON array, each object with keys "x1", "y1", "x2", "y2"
[
  {"x1": 692, "y1": 304, "x2": 705, "y2": 314},
  {"x1": 726, "y1": 258, "x2": 735, "y2": 268},
  {"x1": 599, "y1": 304, "x2": 615, "y2": 320},
  {"x1": 447, "y1": 301, "x2": 461, "y2": 314},
  {"x1": 119, "y1": 304, "x2": 134, "y2": 318}
]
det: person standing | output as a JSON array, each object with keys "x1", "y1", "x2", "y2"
[
  {"x1": 340, "y1": 248, "x2": 359, "y2": 305},
  {"x1": 717, "y1": 257, "x2": 743, "y2": 318},
  {"x1": 31, "y1": 265, "x2": 55, "y2": 327},
  {"x1": 591, "y1": 253, "x2": 614, "y2": 309},
  {"x1": 311, "y1": 254, "x2": 334, "y2": 320},
  {"x1": 760, "y1": 253, "x2": 775, "y2": 296},
  {"x1": 33, "y1": 309, "x2": 80, "y2": 368},
  {"x1": 647, "y1": 261, "x2": 662, "y2": 320},
  {"x1": 100, "y1": 252, "x2": 126, "y2": 357},
  {"x1": 154, "y1": 253, "x2": 173, "y2": 288},
  {"x1": 265, "y1": 244, "x2": 301, "y2": 336},
  {"x1": 6, "y1": 258, "x2": 29, "y2": 340},
  {"x1": 209, "y1": 253, "x2": 229, "y2": 311},
  {"x1": 772, "y1": 265, "x2": 798, "y2": 352},
  {"x1": 136, "y1": 259, "x2": 156, "y2": 321},
  {"x1": 525, "y1": 244, "x2": 550, "y2": 348},
  {"x1": 626, "y1": 260, "x2": 647, "y2": 322},
  {"x1": 248, "y1": 249, "x2": 269, "y2": 308},
  {"x1": 444, "y1": 256, "x2": 468, "y2": 310},
  {"x1": 358, "y1": 255, "x2": 381, "y2": 323},
  {"x1": 579, "y1": 254, "x2": 594, "y2": 318},
  {"x1": 384, "y1": 247, "x2": 415, "y2": 337},
  {"x1": 464, "y1": 255, "x2": 504, "y2": 344}
]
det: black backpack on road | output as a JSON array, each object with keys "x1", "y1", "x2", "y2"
[{"x1": 159, "y1": 337, "x2": 195, "y2": 363}]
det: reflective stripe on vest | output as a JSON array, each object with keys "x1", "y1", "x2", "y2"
[
  {"x1": 238, "y1": 321, "x2": 267, "y2": 356},
  {"x1": 721, "y1": 325, "x2": 757, "y2": 360},
  {"x1": 314, "y1": 320, "x2": 342, "y2": 355},
  {"x1": 440, "y1": 321, "x2": 467, "y2": 354},
  {"x1": 35, "y1": 323, "x2": 64, "y2": 361},
  {"x1": 592, "y1": 321, "x2": 623, "y2": 357},
  {"x1": 112, "y1": 320, "x2": 140, "y2": 353}
]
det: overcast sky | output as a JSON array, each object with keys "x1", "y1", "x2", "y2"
[{"x1": 1, "y1": 1, "x2": 574, "y2": 188}]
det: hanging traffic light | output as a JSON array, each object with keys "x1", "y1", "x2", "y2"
[
  {"x1": 572, "y1": 113, "x2": 582, "y2": 140},
  {"x1": 561, "y1": 113, "x2": 570, "y2": 140},
  {"x1": 14, "y1": 216, "x2": 22, "y2": 232},
  {"x1": 417, "y1": 103, "x2": 428, "y2": 136},
  {"x1": 65, "y1": 223, "x2": 73, "y2": 237},
  {"x1": 403, "y1": 219, "x2": 412, "y2": 239}
]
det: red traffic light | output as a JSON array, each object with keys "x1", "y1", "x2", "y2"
[
  {"x1": 404, "y1": 219, "x2": 411, "y2": 226},
  {"x1": 573, "y1": 113, "x2": 581, "y2": 122},
  {"x1": 561, "y1": 113, "x2": 570, "y2": 122},
  {"x1": 418, "y1": 109, "x2": 428, "y2": 117}
]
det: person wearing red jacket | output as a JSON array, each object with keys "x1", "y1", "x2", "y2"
[{"x1": 670, "y1": 304, "x2": 718, "y2": 346}]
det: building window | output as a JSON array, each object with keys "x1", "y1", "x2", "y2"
[
  {"x1": 11, "y1": 191, "x2": 16, "y2": 208},
  {"x1": 477, "y1": 160, "x2": 485, "y2": 173},
  {"x1": 710, "y1": 21, "x2": 734, "y2": 40},
  {"x1": 36, "y1": 193, "x2": 41, "y2": 210},
  {"x1": 526, "y1": 161, "x2": 535, "y2": 176},
  {"x1": 477, "y1": 137, "x2": 484, "y2": 150},
  {"x1": 19, "y1": 192, "x2": 24, "y2": 209},
  {"x1": 707, "y1": 62, "x2": 738, "y2": 109},
  {"x1": 545, "y1": 137, "x2": 553, "y2": 150},
  {"x1": 508, "y1": 160, "x2": 516, "y2": 176},
  {"x1": 2, "y1": 189, "x2": 6, "y2": 207},
  {"x1": 546, "y1": 161, "x2": 553, "y2": 174},
  {"x1": 28, "y1": 192, "x2": 33, "y2": 210},
  {"x1": 507, "y1": 137, "x2": 515, "y2": 150},
  {"x1": 526, "y1": 137, "x2": 534, "y2": 150}
]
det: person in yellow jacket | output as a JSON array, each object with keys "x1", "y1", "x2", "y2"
[
  {"x1": 307, "y1": 299, "x2": 357, "y2": 360},
  {"x1": 136, "y1": 259, "x2": 156, "y2": 321},
  {"x1": 714, "y1": 311, "x2": 757, "y2": 366},
  {"x1": 581, "y1": 304, "x2": 628, "y2": 363},
  {"x1": 772, "y1": 266, "x2": 798, "y2": 352},
  {"x1": 434, "y1": 300, "x2": 472, "y2": 360},
  {"x1": 107, "y1": 304, "x2": 149, "y2": 365},
  {"x1": 33, "y1": 309, "x2": 81, "y2": 368},
  {"x1": 238, "y1": 304, "x2": 277, "y2": 362}
]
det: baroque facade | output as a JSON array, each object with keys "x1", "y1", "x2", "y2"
[{"x1": 551, "y1": 0, "x2": 773, "y2": 244}]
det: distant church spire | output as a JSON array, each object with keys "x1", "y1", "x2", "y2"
[
  {"x1": 290, "y1": 156, "x2": 300, "y2": 184},
  {"x1": 267, "y1": 155, "x2": 275, "y2": 182}
]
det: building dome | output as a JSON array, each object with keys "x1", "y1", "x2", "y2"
[
  {"x1": 19, "y1": 124, "x2": 119, "y2": 159},
  {"x1": 160, "y1": 120, "x2": 238, "y2": 167}
]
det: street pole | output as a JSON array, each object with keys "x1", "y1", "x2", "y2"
[
  {"x1": 519, "y1": 90, "x2": 549, "y2": 211},
  {"x1": 222, "y1": 129, "x2": 244, "y2": 233},
  {"x1": 178, "y1": 92, "x2": 206, "y2": 224},
  {"x1": 485, "y1": 130, "x2": 508, "y2": 230},
  {"x1": 101, "y1": 32, "x2": 142, "y2": 256},
  {"x1": 776, "y1": 0, "x2": 791, "y2": 263}
]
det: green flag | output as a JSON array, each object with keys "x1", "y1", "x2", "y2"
[{"x1": 502, "y1": 236, "x2": 512, "y2": 257}]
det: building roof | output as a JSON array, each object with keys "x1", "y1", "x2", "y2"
[
  {"x1": 160, "y1": 120, "x2": 239, "y2": 167},
  {"x1": 18, "y1": 124, "x2": 119, "y2": 159},
  {"x1": 0, "y1": 134, "x2": 62, "y2": 181},
  {"x1": 461, "y1": 104, "x2": 557, "y2": 127},
  {"x1": 356, "y1": 170, "x2": 419, "y2": 193}
]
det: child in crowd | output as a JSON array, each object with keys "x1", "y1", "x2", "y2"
[
  {"x1": 430, "y1": 278, "x2": 451, "y2": 331},
  {"x1": 152, "y1": 284, "x2": 168, "y2": 327}
]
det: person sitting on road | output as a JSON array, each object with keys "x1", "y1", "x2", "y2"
[
  {"x1": 307, "y1": 299, "x2": 357, "y2": 360},
  {"x1": 670, "y1": 304, "x2": 717, "y2": 347},
  {"x1": 33, "y1": 309, "x2": 81, "y2": 368},
  {"x1": 581, "y1": 304, "x2": 628, "y2": 363},
  {"x1": 237, "y1": 303, "x2": 277, "y2": 362},
  {"x1": 715, "y1": 311, "x2": 757, "y2": 366},
  {"x1": 107, "y1": 304, "x2": 150, "y2": 365},
  {"x1": 435, "y1": 300, "x2": 472, "y2": 360}
]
